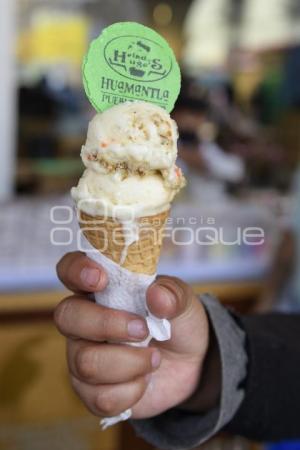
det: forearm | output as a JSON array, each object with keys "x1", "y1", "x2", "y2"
[
  {"x1": 177, "y1": 309, "x2": 300, "y2": 442},
  {"x1": 226, "y1": 312, "x2": 300, "y2": 441},
  {"x1": 132, "y1": 295, "x2": 247, "y2": 449},
  {"x1": 132, "y1": 298, "x2": 300, "y2": 448}
]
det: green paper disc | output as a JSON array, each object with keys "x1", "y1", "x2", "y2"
[{"x1": 83, "y1": 22, "x2": 181, "y2": 113}]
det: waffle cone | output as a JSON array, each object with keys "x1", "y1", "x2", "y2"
[{"x1": 79, "y1": 209, "x2": 169, "y2": 275}]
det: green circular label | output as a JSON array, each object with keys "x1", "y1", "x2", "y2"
[{"x1": 83, "y1": 22, "x2": 181, "y2": 112}]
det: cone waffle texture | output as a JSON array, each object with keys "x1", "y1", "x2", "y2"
[{"x1": 79, "y1": 209, "x2": 169, "y2": 275}]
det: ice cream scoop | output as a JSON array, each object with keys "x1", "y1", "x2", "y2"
[
  {"x1": 72, "y1": 169, "x2": 177, "y2": 219},
  {"x1": 71, "y1": 101, "x2": 185, "y2": 220},
  {"x1": 82, "y1": 101, "x2": 179, "y2": 175}
]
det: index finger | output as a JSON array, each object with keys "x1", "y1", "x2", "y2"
[
  {"x1": 54, "y1": 295, "x2": 148, "y2": 343},
  {"x1": 56, "y1": 252, "x2": 108, "y2": 294}
]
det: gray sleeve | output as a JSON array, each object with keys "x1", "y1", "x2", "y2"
[{"x1": 131, "y1": 294, "x2": 247, "y2": 450}]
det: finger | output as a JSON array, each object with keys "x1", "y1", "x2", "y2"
[
  {"x1": 56, "y1": 251, "x2": 108, "y2": 293},
  {"x1": 67, "y1": 340, "x2": 160, "y2": 384},
  {"x1": 146, "y1": 276, "x2": 193, "y2": 320},
  {"x1": 70, "y1": 374, "x2": 149, "y2": 417},
  {"x1": 54, "y1": 296, "x2": 148, "y2": 343},
  {"x1": 146, "y1": 276, "x2": 207, "y2": 355}
]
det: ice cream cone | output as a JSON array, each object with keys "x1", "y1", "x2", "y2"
[{"x1": 79, "y1": 209, "x2": 169, "y2": 275}]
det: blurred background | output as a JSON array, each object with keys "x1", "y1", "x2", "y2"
[{"x1": 0, "y1": 0, "x2": 300, "y2": 449}]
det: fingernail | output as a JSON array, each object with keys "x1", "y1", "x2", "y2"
[
  {"x1": 156, "y1": 284, "x2": 175, "y2": 308},
  {"x1": 80, "y1": 267, "x2": 101, "y2": 288},
  {"x1": 151, "y1": 350, "x2": 161, "y2": 369},
  {"x1": 128, "y1": 320, "x2": 147, "y2": 338}
]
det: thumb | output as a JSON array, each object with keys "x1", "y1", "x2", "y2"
[{"x1": 146, "y1": 276, "x2": 209, "y2": 356}]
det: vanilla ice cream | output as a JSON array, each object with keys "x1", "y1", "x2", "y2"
[{"x1": 71, "y1": 101, "x2": 185, "y2": 219}]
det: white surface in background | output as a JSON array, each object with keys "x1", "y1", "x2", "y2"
[
  {"x1": 0, "y1": 0, "x2": 16, "y2": 200},
  {"x1": 183, "y1": 0, "x2": 231, "y2": 71},
  {"x1": 0, "y1": 256, "x2": 270, "y2": 293},
  {"x1": 183, "y1": 0, "x2": 300, "y2": 71},
  {"x1": 0, "y1": 196, "x2": 274, "y2": 293},
  {"x1": 240, "y1": 0, "x2": 300, "y2": 50}
]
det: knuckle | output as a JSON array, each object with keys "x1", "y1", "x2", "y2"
[
  {"x1": 75, "y1": 346, "x2": 97, "y2": 380},
  {"x1": 98, "y1": 309, "x2": 123, "y2": 340},
  {"x1": 95, "y1": 390, "x2": 117, "y2": 416},
  {"x1": 97, "y1": 312, "x2": 109, "y2": 338}
]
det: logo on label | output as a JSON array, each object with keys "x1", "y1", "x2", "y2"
[{"x1": 104, "y1": 35, "x2": 172, "y2": 82}]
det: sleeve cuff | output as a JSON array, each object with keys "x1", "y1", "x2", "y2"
[{"x1": 131, "y1": 294, "x2": 247, "y2": 450}]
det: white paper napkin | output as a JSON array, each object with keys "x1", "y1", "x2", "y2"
[{"x1": 79, "y1": 233, "x2": 171, "y2": 428}]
